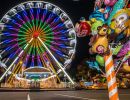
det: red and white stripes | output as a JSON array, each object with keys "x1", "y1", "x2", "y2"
[{"x1": 104, "y1": 52, "x2": 119, "y2": 100}]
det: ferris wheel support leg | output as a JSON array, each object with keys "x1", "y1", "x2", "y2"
[
  {"x1": 45, "y1": 54, "x2": 61, "y2": 83},
  {"x1": 0, "y1": 38, "x2": 33, "y2": 82},
  {"x1": 38, "y1": 37, "x2": 75, "y2": 84}
]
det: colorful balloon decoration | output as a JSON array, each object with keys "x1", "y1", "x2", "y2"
[
  {"x1": 107, "y1": 0, "x2": 126, "y2": 25},
  {"x1": 89, "y1": 24, "x2": 110, "y2": 54},
  {"x1": 117, "y1": 41, "x2": 130, "y2": 72},
  {"x1": 110, "y1": 8, "x2": 130, "y2": 37},
  {"x1": 76, "y1": 0, "x2": 130, "y2": 100},
  {"x1": 128, "y1": 4, "x2": 130, "y2": 8},
  {"x1": 75, "y1": 17, "x2": 91, "y2": 37},
  {"x1": 117, "y1": 40, "x2": 130, "y2": 57},
  {"x1": 104, "y1": 0, "x2": 117, "y2": 6},
  {"x1": 89, "y1": 18, "x2": 104, "y2": 35},
  {"x1": 96, "y1": 54, "x2": 105, "y2": 67},
  {"x1": 86, "y1": 61, "x2": 100, "y2": 71}
]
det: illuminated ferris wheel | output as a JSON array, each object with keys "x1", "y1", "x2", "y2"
[{"x1": 0, "y1": 1, "x2": 76, "y2": 84}]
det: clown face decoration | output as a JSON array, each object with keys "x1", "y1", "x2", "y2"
[
  {"x1": 110, "y1": 9, "x2": 130, "y2": 37},
  {"x1": 75, "y1": 17, "x2": 91, "y2": 37}
]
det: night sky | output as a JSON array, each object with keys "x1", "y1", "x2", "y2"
[{"x1": 0, "y1": 0, "x2": 95, "y2": 77}]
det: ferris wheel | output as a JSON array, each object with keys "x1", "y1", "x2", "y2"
[{"x1": 0, "y1": 1, "x2": 76, "y2": 84}]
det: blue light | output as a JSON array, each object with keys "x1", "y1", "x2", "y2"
[
  {"x1": 3, "y1": 40, "x2": 11, "y2": 43},
  {"x1": 5, "y1": 46, "x2": 12, "y2": 51},
  {"x1": 59, "y1": 44, "x2": 66, "y2": 48},
  {"x1": 53, "y1": 17, "x2": 60, "y2": 23},
  {"x1": 58, "y1": 23, "x2": 64, "y2": 27},
  {"x1": 60, "y1": 30, "x2": 67, "y2": 34},
  {"x1": 56, "y1": 50, "x2": 64, "y2": 57},
  {"x1": 29, "y1": 8, "x2": 34, "y2": 19}
]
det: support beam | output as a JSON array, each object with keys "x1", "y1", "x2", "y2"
[
  {"x1": 0, "y1": 38, "x2": 33, "y2": 82},
  {"x1": 38, "y1": 37, "x2": 74, "y2": 84}
]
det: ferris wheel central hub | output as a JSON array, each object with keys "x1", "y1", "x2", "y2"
[{"x1": 33, "y1": 31, "x2": 40, "y2": 38}]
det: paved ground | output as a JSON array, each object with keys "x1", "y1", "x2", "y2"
[{"x1": 0, "y1": 89, "x2": 130, "y2": 100}]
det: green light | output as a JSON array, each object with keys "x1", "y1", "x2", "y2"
[{"x1": 18, "y1": 20, "x2": 54, "y2": 55}]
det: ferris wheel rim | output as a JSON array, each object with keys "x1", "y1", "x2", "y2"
[{"x1": 0, "y1": 0, "x2": 77, "y2": 81}]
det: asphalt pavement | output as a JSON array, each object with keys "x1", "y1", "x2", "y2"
[{"x1": 0, "y1": 89, "x2": 130, "y2": 100}]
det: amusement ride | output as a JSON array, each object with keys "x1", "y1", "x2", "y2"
[{"x1": 0, "y1": 1, "x2": 77, "y2": 87}]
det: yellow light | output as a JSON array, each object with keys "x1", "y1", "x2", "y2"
[{"x1": 19, "y1": 61, "x2": 23, "y2": 64}]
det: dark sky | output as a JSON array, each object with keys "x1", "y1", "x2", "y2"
[{"x1": 0, "y1": 0, "x2": 95, "y2": 77}]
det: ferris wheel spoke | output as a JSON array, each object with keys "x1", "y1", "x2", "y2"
[
  {"x1": 37, "y1": 40, "x2": 45, "y2": 54},
  {"x1": 10, "y1": 19, "x2": 31, "y2": 33},
  {"x1": 18, "y1": 41, "x2": 27, "y2": 47},
  {"x1": 37, "y1": 56, "x2": 42, "y2": 67},
  {"x1": 29, "y1": 8, "x2": 34, "y2": 20},
  {"x1": 33, "y1": 40, "x2": 36, "y2": 56},
  {"x1": 17, "y1": 33, "x2": 30, "y2": 37},
  {"x1": 39, "y1": 37, "x2": 71, "y2": 55},
  {"x1": 53, "y1": 29, "x2": 68, "y2": 35},
  {"x1": 22, "y1": 10, "x2": 30, "y2": 21},
  {"x1": 15, "y1": 14, "x2": 26, "y2": 24},
  {"x1": 49, "y1": 17, "x2": 61, "y2": 28},
  {"x1": 0, "y1": 38, "x2": 17, "y2": 45},
  {"x1": 15, "y1": 14, "x2": 33, "y2": 31},
  {"x1": 23, "y1": 54, "x2": 30, "y2": 67},
  {"x1": 10, "y1": 20, "x2": 22, "y2": 28},
  {"x1": 51, "y1": 23, "x2": 65, "y2": 31},
  {"x1": 41, "y1": 24, "x2": 51, "y2": 32},
  {"x1": 4, "y1": 43, "x2": 18, "y2": 52},
  {"x1": 51, "y1": 37, "x2": 69, "y2": 41},
  {"x1": 38, "y1": 22, "x2": 47, "y2": 32},
  {"x1": 35, "y1": 40, "x2": 42, "y2": 55},
  {"x1": 44, "y1": 22, "x2": 64, "y2": 33},
  {"x1": 1, "y1": 43, "x2": 18, "y2": 54},
  {"x1": 18, "y1": 38, "x2": 31, "y2": 44},
  {"x1": 51, "y1": 41, "x2": 69, "y2": 47},
  {"x1": 23, "y1": 21, "x2": 33, "y2": 31},
  {"x1": 44, "y1": 12, "x2": 61, "y2": 27},
  {"x1": 36, "y1": 8, "x2": 40, "y2": 21},
  {"x1": 8, "y1": 48, "x2": 21, "y2": 59},
  {"x1": 28, "y1": 41, "x2": 34, "y2": 55},
  {"x1": 40, "y1": 9, "x2": 47, "y2": 24},
  {"x1": 2, "y1": 32, "x2": 17, "y2": 37},
  {"x1": 46, "y1": 13, "x2": 54, "y2": 23},
  {"x1": 6, "y1": 27, "x2": 19, "y2": 32},
  {"x1": 39, "y1": 17, "x2": 61, "y2": 33},
  {"x1": 49, "y1": 45, "x2": 69, "y2": 59},
  {"x1": 39, "y1": 28, "x2": 53, "y2": 36},
  {"x1": 21, "y1": 42, "x2": 35, "y2": 68}
]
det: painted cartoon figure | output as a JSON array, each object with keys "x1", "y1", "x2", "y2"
[
  {"x1": 110, "y1": 8, "x2": 130, "y2": 37},
  {"x1": 89, "y1": 24, "x2": 110, "y2": 54},
  {"x1": 75, "y1": 17, "x2": 91, "y2": 37},
  {"x1": 89, "y1": 18, "x2": 104, "y2": 35}
]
